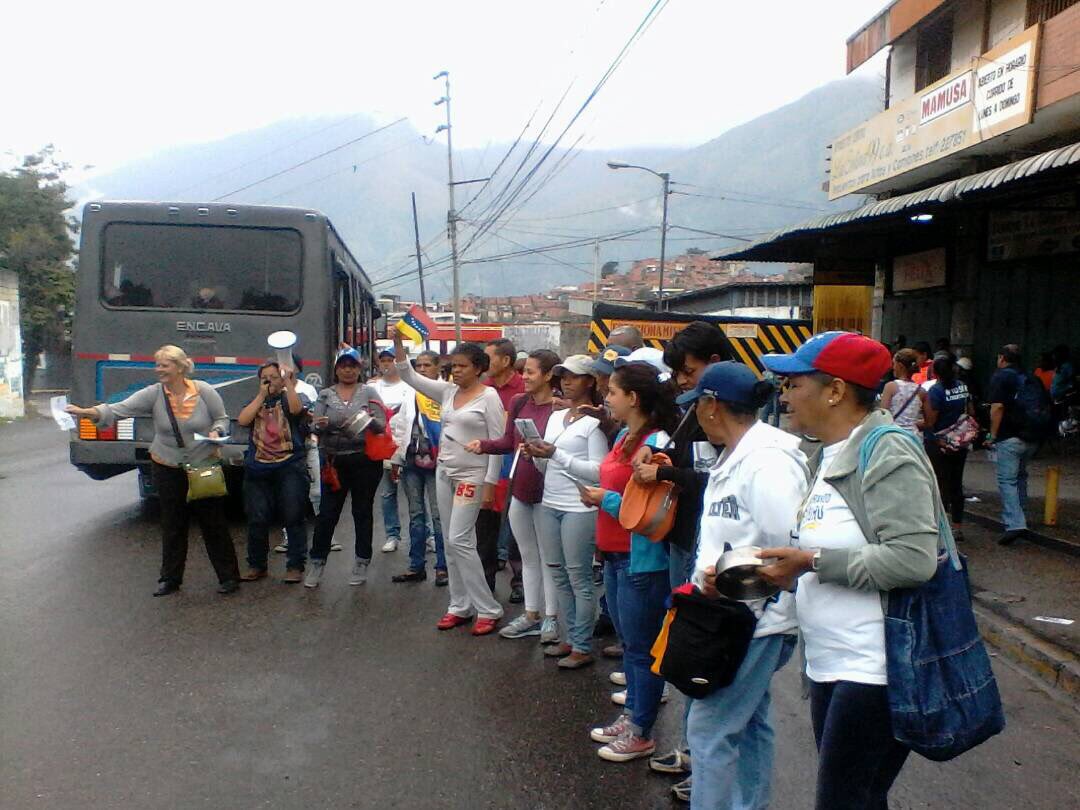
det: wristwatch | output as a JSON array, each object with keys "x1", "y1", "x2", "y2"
[{"x1": 810, "y1": 549, "x2": 822, "y2": 572}]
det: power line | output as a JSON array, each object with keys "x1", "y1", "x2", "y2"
[
  {"x1": 255, "y1": 139, "x2": 417, "y2": 204},
  {"x1": 166, "y1": 110, "x2": 378, "y2": 198},
  {"x1": 211, "y1": 117, "x2": 408, "y2": 201}
]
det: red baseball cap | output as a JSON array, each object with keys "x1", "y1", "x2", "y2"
[{"x1": 761, "y1": 331, "x2": 891, "y2": 389}]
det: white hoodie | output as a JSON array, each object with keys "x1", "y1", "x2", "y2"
[{"x1": 692, "y1": 420, "x2": 810, "y2": 638}]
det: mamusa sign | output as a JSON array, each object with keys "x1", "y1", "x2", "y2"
[
  {"x1": 828, "y1": 25, "x2": 1039, "y2": 200},
  {"x1": 920, "y1": 73, "x2": 972, "y2": 124}
]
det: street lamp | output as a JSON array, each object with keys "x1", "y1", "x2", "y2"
[{"x1": 607, "y1": 161, "x2": 671, "y2": 310}]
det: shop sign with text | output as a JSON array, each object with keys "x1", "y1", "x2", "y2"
[
  {"x1": 828, "y1": 25, "x2": 1039, "y2": 200},
  {"x1": 893, "y1": 248, "x2": 946, "y2": 292}
]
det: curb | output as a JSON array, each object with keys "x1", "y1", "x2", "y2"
[
  {"x1": 965, "y1": 506, "x2": 1080, "y2": 558},
  {"x1": 973, "y1": 600, "x2": 1080, "y2": 705}
]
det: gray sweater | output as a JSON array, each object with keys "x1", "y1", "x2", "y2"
[
  {"x1": 312, "y1": 385, "x2": 386, "y2": 456},
  {"x1": 94, "y1": 381, "x2": 230, "y2": 467},
  {"x1": 811, "y1": 409, "x2": 940, "y2": 608}
]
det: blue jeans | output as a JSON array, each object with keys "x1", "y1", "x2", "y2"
[
  {"x1": 809, "y1": 680, "x2": 910, "y2": 810},
  {"x1": 620, "y1": 567, "x2": 670, "y2": 738},
  {"x1": 381, "y1": 467, "x2": 401, "y2": 540},
  {"x1": 994, "y1": 437, "x2": 1037, "y2": 531},
  {"x1": 244, "y1": 458, "x2": 309, "y2": 571},
  {"x1": 497, "y1": 514, "x2": 512, "y2": 562},
  {"x1": 536, "y1": 506, "x2": 597, "y2": 653},
  {"x1": 668, "y1": 542, "x2": 694, "y2": 590},
  {"x1": 401, "y1": 463, "x2": 445, "y2": 573},
  {"x1": 687, "y1": 634, "x2": 797, "y2": 810},
  {"x1": 603, "y1": 553, "x2": 630, "y2": 652}
]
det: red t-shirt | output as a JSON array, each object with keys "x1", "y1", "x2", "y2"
[
  {"x1": 596, "y1": 432, "x2": 648, "y2": 553},
  {"x1": 486, "y1": 372, "x2": 525, "y2": 411}
]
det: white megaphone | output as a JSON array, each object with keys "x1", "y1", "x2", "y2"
[{"x1": 267, "y1": 330, "x2": 298, "y2": 373}]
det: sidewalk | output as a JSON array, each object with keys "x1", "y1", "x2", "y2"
[
  {"x1": 963, "y1": 447, "x2": 1080, "y2": 555},
  {"x1": 960, "y1": 446, "x2": 1080, "y2": 701}
]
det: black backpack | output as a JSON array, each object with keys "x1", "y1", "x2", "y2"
[{"x1": 1013, "y1": 373, "x2": 1054, "y2": 442}]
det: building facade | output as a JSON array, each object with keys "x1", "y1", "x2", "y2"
[{"x1": 721, "y1": 0, "x2": 1080, "y2": 374}]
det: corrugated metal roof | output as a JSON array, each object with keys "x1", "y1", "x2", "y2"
[{"x1": 716, "y1": 140, "x2": 1080, "y2": 261}]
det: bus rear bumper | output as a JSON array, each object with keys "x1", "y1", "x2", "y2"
[{"x1": 69, "y1": 439, "x2": 247, "y2": 479}]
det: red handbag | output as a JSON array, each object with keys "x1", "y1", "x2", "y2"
[{"x1": 364, "y1": 400, "x2": 398, "y2": 462}]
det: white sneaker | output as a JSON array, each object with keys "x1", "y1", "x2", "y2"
[
  {"x1": 330, "y1": 542, "x2": 343, "y2": 552},
  {"x1": 303, "y1": 562, "x2": 325, "y2": 589},
  {"x1": 381, "y1": 537, "x2": 400, "y2": 553},
  {"x1": 540, "y1": 616, "x2": 559, "y2": 645},
  {"x1": 609, "y1": 671, "x2": 627, "y2": 686},
  {"x1": 273, "y1": 543, "x2": 288, "y2": 554},
  {"x1": 499, "y1": 614, "x2": 542, "y2": 639},
  {"x1": 349, "y1": 558, "x2": 369, "y2": 585},
  {"x1": 590, "y1": 713, "x2": 631, "y2": 743},
  {"x1": 611, "y1": 684, "x2": 670, "y2": 706}
]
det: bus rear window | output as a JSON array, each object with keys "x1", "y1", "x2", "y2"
[{"x1": 101, "y1": 223, "x2": 302, "y2": 312}]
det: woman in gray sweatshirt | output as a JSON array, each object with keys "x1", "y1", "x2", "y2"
[
  {"x1": 67, "y1": 345, "x2": 240, "y2": 597},
  {"x1": 392, "y1": 331, "x2": 505, "y2": 635}
]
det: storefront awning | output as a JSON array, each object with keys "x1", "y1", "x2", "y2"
[{"x1": 715, "y1": 140, "x2": 1080, "y2": 263}]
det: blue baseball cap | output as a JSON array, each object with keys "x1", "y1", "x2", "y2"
[
  {"x1": 760, "y1": 331, "x2": 891, "y2": 389},
  {"x1": 591, "y1": 343, "x2": 632, "y2": 375},
  {"x1": 377, "y1": 348, "x2": 395, "y2": 359},
  {"x1": 335, "y1": 348, "x2": 362, "y2": 366},
  {"x1": 676, "y1": 361, "x2": 762, "y2": 407}
]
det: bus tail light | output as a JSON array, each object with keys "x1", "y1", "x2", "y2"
[
  {"x1": 97, "y1": 424, "x2": 118, "y2": 441},
  {"x1": 117, "y1": 418, "x2": 135, "y2": 440},
  {"x1": 78, "y1": 419, "x2": 98, "y2": 440}
]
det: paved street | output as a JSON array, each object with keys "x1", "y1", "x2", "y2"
[{"x1": 2, "y1": 413, "x2": 1078, "y2": 809}]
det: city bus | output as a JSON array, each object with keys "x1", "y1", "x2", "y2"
[{"x1": 69, "y1": 200, "x2": 379, "y2": 497}]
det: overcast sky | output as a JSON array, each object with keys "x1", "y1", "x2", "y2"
[{"x1": 5, "y1": 0, "x2": 887, "y2": 180}]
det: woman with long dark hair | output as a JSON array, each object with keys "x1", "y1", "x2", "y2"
[
  {"x1": 582, "y1": 360, "x2": 678, "y2": 762},
  {"x1": 524, "y1": 355, "x2": 609, "y2": 668},
  {"x1": 465, "y1": 349, "x2": 561, "y2": 642},
  {"x1": 393, "y1": 331, "x2": 506, "y2": 635},
  {"x1": 922, "y1": 354, "x2": 972, "y2": 536}
]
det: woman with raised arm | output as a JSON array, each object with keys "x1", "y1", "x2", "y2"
[
  {"x1": 464, "y1": 349, "x2": 561, "y2": 644},
  {"x1": 393, "y1": 330, "x2": 506, "y2": 635},
  {"x1": 66, "y1": 345, "x2": 240, "y2": 597}
]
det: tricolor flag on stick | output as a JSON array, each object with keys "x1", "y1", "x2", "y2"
[{"x1": 395, "y1": 304, "x2": 437, "y2": 344}]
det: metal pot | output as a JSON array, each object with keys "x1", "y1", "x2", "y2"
[
  {"x1": 713, "y1": 545, "x2": 779, "y2": 602},
  {"x1": 341, "y1": 410, "x2": 373, "y2": 439}
]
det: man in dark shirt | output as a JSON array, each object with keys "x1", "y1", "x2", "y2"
[
  {"x1": 986, "y1": 344, "x2": 1037, "y2": 545},
  {"x1": 482, "y1": 339, "x2": 526, "y2": 602}
]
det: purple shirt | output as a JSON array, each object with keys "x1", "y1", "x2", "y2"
[{"x1": 479, "y1": 393, "x2": 553, "y2": 504}]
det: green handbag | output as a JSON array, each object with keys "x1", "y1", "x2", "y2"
[
  {"x1": 162, "y1": 383, "x2": 229, "y2": 502},
  {"x1": 183, "y1": 460, "x2": 228, "y2": 502}
]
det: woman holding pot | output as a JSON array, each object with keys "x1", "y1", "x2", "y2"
[
  {"x1": 305, "y1": 348, "x2": 387, "y2": 589},
  {"x1": 679, "y1": 362, "x2": 809, "y2": 810},
  {"x1": 757, "y1": 332, "x2": 940, "y2": 810},
  {"x1": 66, "y1": 345, "x2": 240, "y2": 597}
]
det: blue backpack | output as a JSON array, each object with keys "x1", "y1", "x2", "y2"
[
  {"x1": 1013, "y1": 373, "x2": 1054, "y2": 442},
  {"x1": 859, "y1": 425, "x2": 1005, "y2": 762}
]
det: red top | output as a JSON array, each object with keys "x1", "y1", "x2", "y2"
[
  {"x1": 486, "y1": 372, "x2": 525, "y2": 411},
  {"x1": 596, "y1": 434, "x2": 637, "y2": 553}
]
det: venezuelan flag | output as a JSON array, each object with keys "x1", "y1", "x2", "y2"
[{"x1": 395, "y1": 304, "x2": 437, "y2": 343}]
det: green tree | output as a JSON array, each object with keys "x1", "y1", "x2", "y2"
[{"x1": 0, "y1": 145, "x2": 77, "y2": 386}]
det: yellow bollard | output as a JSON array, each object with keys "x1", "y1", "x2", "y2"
[{"x1": 1044, "y1": 465, "x2": 1060, "y2": 527}]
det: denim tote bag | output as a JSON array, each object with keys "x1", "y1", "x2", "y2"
[{"x1": 860, "y1": 425, "x2": 1005, "y2": 762}]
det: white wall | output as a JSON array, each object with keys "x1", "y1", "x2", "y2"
[
  {"x1": 951, "y1": 0, "x2": 987, "y2": 71},
  {"x1": 890, "y1": 33, "x2": 918, "y2": 103},
  {"x1": 988, "y1": 0, "x2": 1027, "y2": 48}
]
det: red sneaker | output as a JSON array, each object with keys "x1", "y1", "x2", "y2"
[
  {"x1": 471, "y1": 617, "x2": 499, "y2": 636},
  {"x1": 436, "y1": 613, "x2": 470, "y2": 631}
]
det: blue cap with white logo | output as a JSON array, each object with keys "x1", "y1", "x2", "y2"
[{"x1": 675, "y1": 361, "x2": 764, "y2": 407}]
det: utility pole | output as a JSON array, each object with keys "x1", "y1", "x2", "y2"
[
  {"x1": 433, "y1": 71, "x2": 462, "y2": 344},
  {"x1": 410, "y1": 191, "x2": 429, "y2": 349},
  {"x1": 593, "y1": 238, "x2": 600, "y2": 304},
  {"x1": 658, "y1": 172, "x2": 670, "y2": 311}
]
